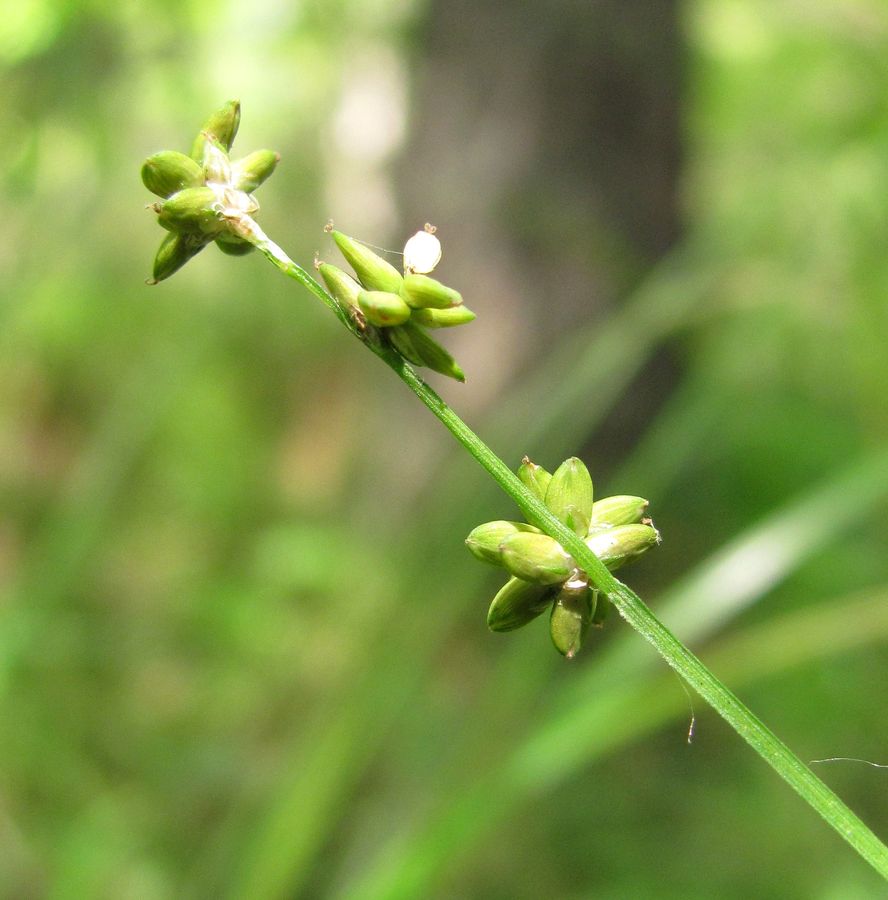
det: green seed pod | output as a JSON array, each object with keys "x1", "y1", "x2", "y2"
[
  {"x1": 200, "y1": 134, "x2": 232, "y2": 184},
  {"x1": 518, "y1": 457, "x2": 552, "y2": 502},
  {"x1": 400, "y1": 273, "x2": 462, "y2": 309},
  {"x1": 410, "y1": 306, "x2": 476, "y2": 328},
  {"x1": 550, "y1": 579, "x2": 595, "y2": 658},
  {"x1": 499, "y1": 532, "x2": 572, "y2": 585},
  {"x1": 465, "y1": 520, "x2": 541, "y2": 567},
  {"x1": 589, "y1": 495, "x2": 649, "y2": 528},
  {"x1": 191, "y1": 99, "x2": 241, "y2": 159},
  {"x1": 231, "y1": 149, "x2": 280, "y2": 192},
  {"x1": 358, "y1": 290, "x2": 411, "y2": 327},
  {"x1": 142, "y1": 151, "x2": 204, "y2": 199},
  {"x1": 590, "y1": 590, "x2": 610, "y2": 627},
  {"x1": 215, "y1": 234, "x2": 255, "y2": 256},
  {"x1": 149, "y1": 231, "x2": 208, "y2": 283},
  {"x1": 332, "y1": 230, "x2": 403, "y2": 292},
  {"x1": 385, "y1": 325, "x2": 424, "y2": 366},
  {"x1": 545, "y1": 457, "x2": 594, "y2": 536},
  {"x1": 319, "y1": 263, "x2": 362, "y2": 310},
  {"x1": 487, "y1": 577, "x2": 555, "y2": 633},
  {"x1": 156, "y1": 186, "x2": 225, "y2": 236},
  {"x1": 394, "y1": 322, "x2": 465, "y2": 381},
  {"x1": 585, "y1": 523, "x2": 659, "y2": 572}
]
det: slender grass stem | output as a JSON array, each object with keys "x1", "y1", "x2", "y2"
[
  {"x1": 353, "y1": 586, "x2": 888, "y2": 898},
  {"x1": 254, "y1": 237, "x2": 888, "y2": 881}
]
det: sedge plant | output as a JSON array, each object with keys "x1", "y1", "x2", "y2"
[{"x1": 141, "y1": 101, "x2": 888, "y2": 880}]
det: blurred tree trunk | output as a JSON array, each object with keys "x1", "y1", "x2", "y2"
[{"x1": 396, "y1": 0, "x2": 683, "y2": 462}]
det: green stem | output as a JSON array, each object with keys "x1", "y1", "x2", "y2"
[{"x1": 254, "y1": 236, "x2": 888, "y2": 881}]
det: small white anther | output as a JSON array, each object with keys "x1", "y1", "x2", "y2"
[{"x1": 403, "y1": 228, "x2": 442, "y2": 274}]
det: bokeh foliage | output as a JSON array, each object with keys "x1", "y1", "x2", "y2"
[{"x1": 1, "y1": 1, "x2": 888, "y2": 897}]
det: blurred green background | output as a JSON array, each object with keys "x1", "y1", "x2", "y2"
[{"x1": 2, "y1": 0, "x2": 888, "y2": 897}]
